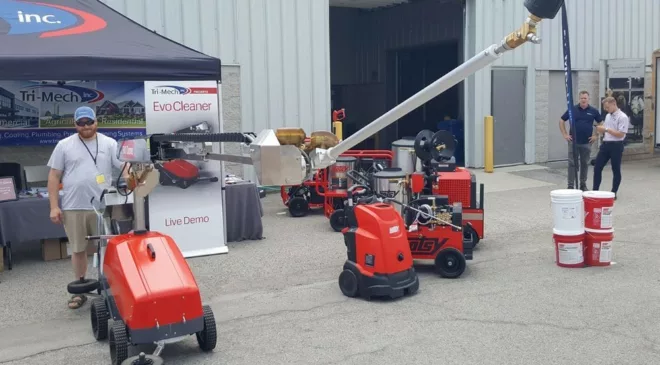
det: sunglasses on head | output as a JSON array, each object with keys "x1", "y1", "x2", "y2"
[{"x1": 76, "y1": 118, "x2": 95, "y2": 126}]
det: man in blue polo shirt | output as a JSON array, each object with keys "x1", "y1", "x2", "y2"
[{"x1": 559, "y1": 91, "x2": 603, "y2": 191}]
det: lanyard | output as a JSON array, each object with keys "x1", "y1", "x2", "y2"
[{"x1": 79, "y1": 135, "x2": 98, "y2": 165}]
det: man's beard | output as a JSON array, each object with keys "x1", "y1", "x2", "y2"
[{"x1": 79, "y1": 128, "x2": 97, "y2": 138}]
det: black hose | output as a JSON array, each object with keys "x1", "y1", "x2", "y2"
[{"x1": 151, "y1": 132, "x2": 249, "y2": 143}]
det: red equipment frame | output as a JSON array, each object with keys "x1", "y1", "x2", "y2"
[
  {"x1": 317, "y1": 150, "x2": 394, "y2": 218},
  {"x1": 281, "y1": 150, "x2": 395, "y2": 217}
]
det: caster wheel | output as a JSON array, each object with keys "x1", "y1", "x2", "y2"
[
  {"x1": 196, "y1": 305, "x2": 217, "y2": 352},
  {"x1": 434, "y1": 248, "x2": 467, "y2": 279},
  {"x1": 91, "y1": 298, "x2": 110, "y2": 341},
  {"x1": 338, "y1": 269, "x2": 358, "y2": 297},
  {"x1": 288, "y1": 197, "x2": 309, "y2": 217},
  {"x1": 109, "y1": 320, "x2": 129, "y2": 365},
  {"x1": 121, "y1": 352, "x2": 164, "y2": 365},
  {"x1": 67, "y1": 277, "x2": 99, "y2": 295},
  {"x1": 329, "y1": 209, "x2": 346, "y2": 232}
]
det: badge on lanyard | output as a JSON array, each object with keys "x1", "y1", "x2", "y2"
[{"x1": 80, "y1": 135, "x2": 104, "y2": 184}]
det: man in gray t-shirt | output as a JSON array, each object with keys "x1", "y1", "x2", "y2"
[{"x1": 47, "y1": 106, "x2": 126, "y2": 309}]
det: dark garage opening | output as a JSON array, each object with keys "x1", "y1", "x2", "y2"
[{"x1": 329, "y1": 0, "x2": 465, "y2": 165}]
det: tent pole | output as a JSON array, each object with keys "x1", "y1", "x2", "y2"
[{"x1": 217, "y1": 80, "x2": 228, "y2": 246}]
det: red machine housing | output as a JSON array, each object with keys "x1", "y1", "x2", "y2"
[
  {"x1": 431, "y1": 167, "x2": 485, "y2": 241},
  {"x1": 162, "y1": 160, "x2": 199, "y2": 180},
  {"x1": 406, "y1": 226, "x2": 465, "y2": 261},
  {"x1": 103, "y1": 231, "x2": 205, "y2": 341},
  {"x1": 156, "y1": 160, "x2": 219, "y2": 189},
  {"x1": 339, "y1": 201, "x2": 419, "y2": 299}
]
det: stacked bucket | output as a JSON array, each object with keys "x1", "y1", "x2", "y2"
[
  {"x1": 583, "y1": 191, "x2": 615, "y2": 267},
  {"x1": 550, "y1": 189, "x2": 615, "y2": 268}
]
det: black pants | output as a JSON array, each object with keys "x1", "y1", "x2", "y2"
[{"x1": 592, "y1": 141, "x2": 624, "y2": 193}]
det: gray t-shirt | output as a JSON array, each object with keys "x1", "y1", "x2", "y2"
[{"x1": 47, "y1": 132, "x2": 123, "y2": 210}]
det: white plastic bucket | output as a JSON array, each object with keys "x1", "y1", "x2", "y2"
[{"x1": 551, "y1": 189, "x2": 584, "y2": 235}]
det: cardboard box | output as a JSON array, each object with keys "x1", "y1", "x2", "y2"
[{"x1": 42, "y1": 239, "x2": 63, "y2": 261}]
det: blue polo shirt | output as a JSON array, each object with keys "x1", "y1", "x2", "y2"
[{"x1": 561, "y1": 104, "x2": 603, "y2": 144}]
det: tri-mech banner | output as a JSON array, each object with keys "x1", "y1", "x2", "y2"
[{"x1": 0, "y1": 81, "x2": 146, "y2": 145}]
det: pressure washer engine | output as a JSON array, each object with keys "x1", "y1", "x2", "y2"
[{"x1": 403, "y1": 129, "x2": 485, "y2": 247}]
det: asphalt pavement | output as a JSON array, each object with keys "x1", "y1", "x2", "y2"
[{"x1": 2, "y1": 158, "x2": 660, "y2": 365}]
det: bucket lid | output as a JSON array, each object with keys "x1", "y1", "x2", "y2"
[
  {"x1": 585, "y1": 227, "x2": 614, "y2": 234},
  {"x1": 553, "y1": 228, "x2": 585, "y2": 236},
  {"x1": 550, "y1": 189, "x2": 583, "y2": 197},
  {"x1": 583, "y1": 191, "x2": 616, "y2": 199}
]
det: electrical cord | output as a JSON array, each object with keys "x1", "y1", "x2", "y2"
[{"x1": 115, "y1": 162, "x2": 133, "y2": 205}]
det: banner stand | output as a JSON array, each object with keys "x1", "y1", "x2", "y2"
[{"x1": 144, "y1": 81, "x2": 228, "y2": 258}]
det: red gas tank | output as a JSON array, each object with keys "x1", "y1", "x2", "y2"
[{"x1": 103, "y1": 231, "x2": 204, "y2": 331}]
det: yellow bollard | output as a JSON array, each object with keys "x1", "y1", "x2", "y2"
[
  {"x1": 332, "y1": 109, "x2": 345, "y2": 140},
  {"x1": 484, "y1": 116, "x2": 494, "y2": 173},
  {"x1": 332, "y1": 121, "x2": 343, "y2": 140}
]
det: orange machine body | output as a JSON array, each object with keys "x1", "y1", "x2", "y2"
[
  {"x1": 341, "y1": 202, "x2": 419, "y2": 299},
  {"x1": 103, "y1": 231, "x2": 204, "y2": 332}
]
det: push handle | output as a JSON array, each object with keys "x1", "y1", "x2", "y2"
[
  {"x1": 147, "y1": 243, "x2": 156, "y2": 259},
  {"x1": 85, "y1": 234, "x2": 117, "y2": 241}
]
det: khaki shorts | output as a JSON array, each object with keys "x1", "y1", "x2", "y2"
[{"x1": 62, "y1": 210, "x2": 99, "y2": 254}]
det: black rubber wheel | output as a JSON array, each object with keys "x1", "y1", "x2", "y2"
[
  {"x1": 288, "y1": 196, "x2": 309, "y2": 217},
  {"x1": 329, "y1": 209, "x2": 346, "y2": 232},
  {"x1": 121, "y1": 353, "x2": 164, "y2": 365},
  {"x1": 109, "y1": 320, "x2": 129, "y2": 365},
  {"x1": 67, "y1": 277, "x2": 100, "y2": 295},
  {"x1": 463, "y1": 225, "x2": 480, "y2": 247},
  {"x1": 196, "y1": 305, "x2": 217, "y2": 352},
  {"x1": 434, "y1": 248, "x2": 467, "y2": 279},
  {"x1": 91, "y1": 298, "x2": 110, "y2": 341},
  {"x1": 338, "y1": 269, "x2": 359, "y2": 297}
]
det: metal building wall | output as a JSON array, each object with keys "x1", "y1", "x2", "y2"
[
  {"x1": 102, "y1": 0, "x2": 331, "y2": 133},
  {"x1": 464, "y1": 0, "x2": 660, "y2": 168},
  {"x1": 101, "y1": 0, "x2": 331, "y2": 181},
  {"x1": 475, "y1": 0, "x2": 660, "y2": 70}
]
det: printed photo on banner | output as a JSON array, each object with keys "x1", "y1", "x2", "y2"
[{"x1": 0, "y1": 81, "x2": 146, "y2": 146}]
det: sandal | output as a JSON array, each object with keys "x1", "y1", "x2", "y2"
[{"x1": 68, "y1": 294, "x2": 87, "y2": 309}]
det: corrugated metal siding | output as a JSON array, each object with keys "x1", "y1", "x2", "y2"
[
  {"x1": 464, "y1": 0, "x2": 659, "y2": 168},
  {"x1": 101, "y1": 0, "x2": 331, "y2": 135},
  {"x1": 331, "y1": 0, "x2": 463, "y2": 85},
  {"x1": 473, "y1": 0, "x2": 660, "y2": 70}
]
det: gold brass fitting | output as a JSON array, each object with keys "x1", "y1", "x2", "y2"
[{"x1": 502, "y1": 14, "x2": 543, "y2": 50}]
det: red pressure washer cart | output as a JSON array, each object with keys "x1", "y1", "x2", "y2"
[
  {"x1": 317, "y1": 150, "x2": 394, "y2": 231},
  {"x1": 281, "y1": 168, "x2": 326, "y2": 217}
]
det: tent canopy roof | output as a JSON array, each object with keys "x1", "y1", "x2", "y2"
[{"x1": 0, "y1": 0, "x2": 221, "y2": 81}]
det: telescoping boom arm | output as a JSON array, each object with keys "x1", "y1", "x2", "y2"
[{"x1": 116, "y1": 0, "x2": 564, "y2": 187}]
